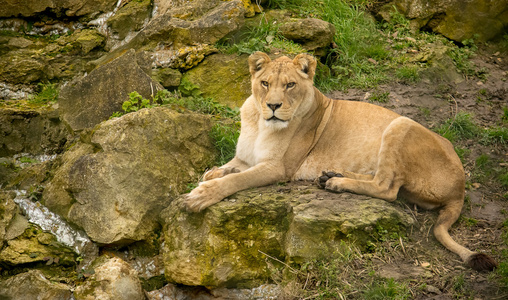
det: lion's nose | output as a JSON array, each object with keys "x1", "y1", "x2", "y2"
[{"x1": 267, "y1": 103, "x2": 282, "y2": 112}]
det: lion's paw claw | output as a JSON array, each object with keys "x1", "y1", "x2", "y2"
[{"x1": 317, "y1": 171, "x2": 344, "y2": 188}]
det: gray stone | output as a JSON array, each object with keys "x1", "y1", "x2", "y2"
[
  {"x1": 58, "y1": 49, "x2": 162, "y2": 133},
  {"x1": 0, "y1": 108, "x2": 68, "y2": 157},
  {"x1": 280, "y1": 18, "x2": 336, "y2": 52}
]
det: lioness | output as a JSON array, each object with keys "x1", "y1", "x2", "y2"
[{"x1": 185, "y1": 52, "x2": 497, "y2": 271}]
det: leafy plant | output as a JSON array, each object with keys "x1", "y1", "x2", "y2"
[{"x1": 121, "y1": 91, "x2": 153, "y2": 113}]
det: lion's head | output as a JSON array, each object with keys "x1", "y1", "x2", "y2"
[{"x1": 248, "y1": 52, "x2": 318, "y2": 130}]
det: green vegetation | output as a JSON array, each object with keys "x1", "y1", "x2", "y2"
[
  {"x1": 28, "y1": 83, "x2": 59, "y2": 104},
  {"x1": 368, "y1": 90, "x2": 390, "y2": 103},
  {"x1": 217, "y1": 16, "x2": 305, "y2": 55},
  {"x1": 435, "y1": 112, "x2": 480, "y2": 143},
  {"x1": 112, "y1": 80, "x2": 240, "y2": 166}
]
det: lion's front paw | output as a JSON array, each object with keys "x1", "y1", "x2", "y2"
[
  {"x1": 203, "y1": 166, "x2": 241, "y2": 181},
  {"x1": 184, "y1": 181, "x2": 224, "y2": 212},
  {"x1": 317, "y1": 171, "x2": 344, "y2": 188}
]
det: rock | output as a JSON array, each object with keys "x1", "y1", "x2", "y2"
[
  {"x1": 0, "y1": 108, "x2": 69, "y2": 157},
  {"x1": 43, "y1": 107, "x2": 216, "y2": 245},
  {"x1": 146, "y1": 283, "x2": 282, "y2": 300},
  {"x1": 72, "y1": 29, "x2": 106, "y2": 54},
  {"x1": 131, "y1": 0, "x2": 245, "y2": 49},
  {"x1": 151, "y1": 44, "x2": 217, "y2": 70},
  {"x1": 0, "y1": 270, "x2": 72, "y2": 300},
  {"x1": 0, "y1": 191, "x2": 17, "y2": 247},
  {"x1": 183, "y1": 53, "x2": 251, "y2": 108},
  {"x1": 160, "y1": 183, "x2": 414, "y2": 288},
  {"x1": 58, "y1": 49, "x2": 162, "y2": 133},
  {"x1": 74, "y1": 257, "x2": 145, "y2": 300},
  {"x1": 280, "y1": 18, "x2": 336, "y2": 53},
  {"x1": 0, "y1": 224, "x2": 77, "y2": 265},
  {"x1": 152, "y1": 68, "x2": 182, "y2": 89},
  {"x1": 379, "y1": 0, "x2": 508, "y2": 42},
  {"x1": 416, "y1": 42, "x2": 464, "y2": 84},
  {"x1": 107, "y1": 0, "x2": 152, "y2": 40},
  {"x1": 0, "y1": 0, "x2": 119, "y2": 18}
]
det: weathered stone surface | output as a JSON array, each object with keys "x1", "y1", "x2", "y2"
[
  {"x1": 72, "y1": 29, "x2": 106, "y2": 54},
  {"x1": 161, "y1": 183, "x2": 414, "y2": 288},
  {"x1": 58, "y1": 49, "x2": 162, "y2": 133},
  {"x1": 74, "y1": 257, "x2": 144, "y2": 300},
  {"x1": 44, "y1": 107, "x2": 216, "y2": 245},
  {"x1": 152, "y1": 68, "x2": 183, "y2": 89},
  {"x1": 0, "y1": 191, "x2": 17, "y2": 247},
  {"x1": 0, "y1": 0, "x2": 118, "y2": 18},
  {"x1": 107, "y1": 0, "x2": 152, "y2": 40},
  {"x1": 380, "y1": 0, "x2": 508, "y2": 42},
  {"x1": 0, "y1": 108, "x2": 69, "y2": 157},
  {"x1": 132, "y1": 0, "x2": 245, "y2": 49},
  {"x1": 0, "y1": 270, "x2": 72, "y2": 300},
  {"x1": 146, "y1": 283, "x2": 282, "y2": 300},
  {"x1": 151, "y1": 44, "x2": 217, "y2": 70},
  {"x1": 183, "y1": 53, "x2": 251, "y2": 108},
  {"x1": 280, "y1": 18, "x2": 336, "y2": 52},
  {"x1": 0, "y1": 224, "x2": 77, "y2": 265}
]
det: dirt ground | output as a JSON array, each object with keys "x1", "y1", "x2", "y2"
[{"x1": 324, "y1": 45, "x2": 508, "y2": 299}]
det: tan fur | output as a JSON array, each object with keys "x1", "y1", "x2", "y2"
[{"x1": 185, "y1": 52, "x2": 497, "y2": 271}]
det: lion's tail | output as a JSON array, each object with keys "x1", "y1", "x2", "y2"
[{"x1": 433, "y1": 201, "x2": 497, "y2": 272}]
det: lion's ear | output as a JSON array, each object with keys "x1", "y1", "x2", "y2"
[
  {"x1": 248, "y1": 52, "x2": 271, "y2": 75},
  {"x1": 293, "y1": 53, "x2": 317, "y2": 80}
]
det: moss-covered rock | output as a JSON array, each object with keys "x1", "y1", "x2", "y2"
[
  {"x1": 44, "y1": 107, "x2": 216, "y2": 245},
  {"x1": 380, "y1": 0, "x2": 508, "y2": 42},
  {"x1": 0, "y1": 224, "x2": 77, "y2": 266},
  {"x1": 107, "y1": 0, "x2": 152, "y2": 40},
  {"x1": 160, "y1": 183, "x2": 414, "y2": 288},
  {"x1": 72, "y1": 29, "x2": 105, "y2": 54},
  {"x1": 0, "y1": 270, "x2": 72, "y2": 299},
  {"x1": 182, "y1": 53, "x2": 251, "y2": 108}
]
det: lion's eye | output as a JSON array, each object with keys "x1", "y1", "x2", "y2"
[
  {"x1": 261, "y1": 81, "x2": 269, "y2": 87},
  {"x1": 286, "y1": 82, "x2": 296, "y2": 89}
]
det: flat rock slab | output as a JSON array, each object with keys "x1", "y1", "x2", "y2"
[{"x1": 161, "y1": 182, "x2": 415, "y2": 288}]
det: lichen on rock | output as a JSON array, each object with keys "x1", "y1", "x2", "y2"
[{"x1": 161, "y1": 183, "x2": 415, "y2": 288}]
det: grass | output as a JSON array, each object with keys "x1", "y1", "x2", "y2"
[
  {"x1": 112, "y1": 81, "x2": 241, "y2": 167},
  {"x1": 28, "y1": 83, "x2": 59, "y2": 104}
]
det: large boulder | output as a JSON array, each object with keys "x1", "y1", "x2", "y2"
[
  {"x1": 379, "y1": 0, "x2": 508, "y2": 42},
  {"x1": 58, "y1": 49, "x2": 162, "y2": 133},
  {"x1": 43, "y1": 107, "x2": 216, "y2": 245},
  {"x1": 279, "y1": 18, "x2": 336, "y2": 53},
  {"x1": 0, "y1": 270, "x2": 72, "y2": 300},
  {"x1": 129, "y1": 0, "x2": 245, "y2": 49},
  {"x1": 161, "y1": 183, "x2": 414, "y2": 288},
  {"x1": 183, "y1": 53, "x2": 251, "y2": 107}
]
